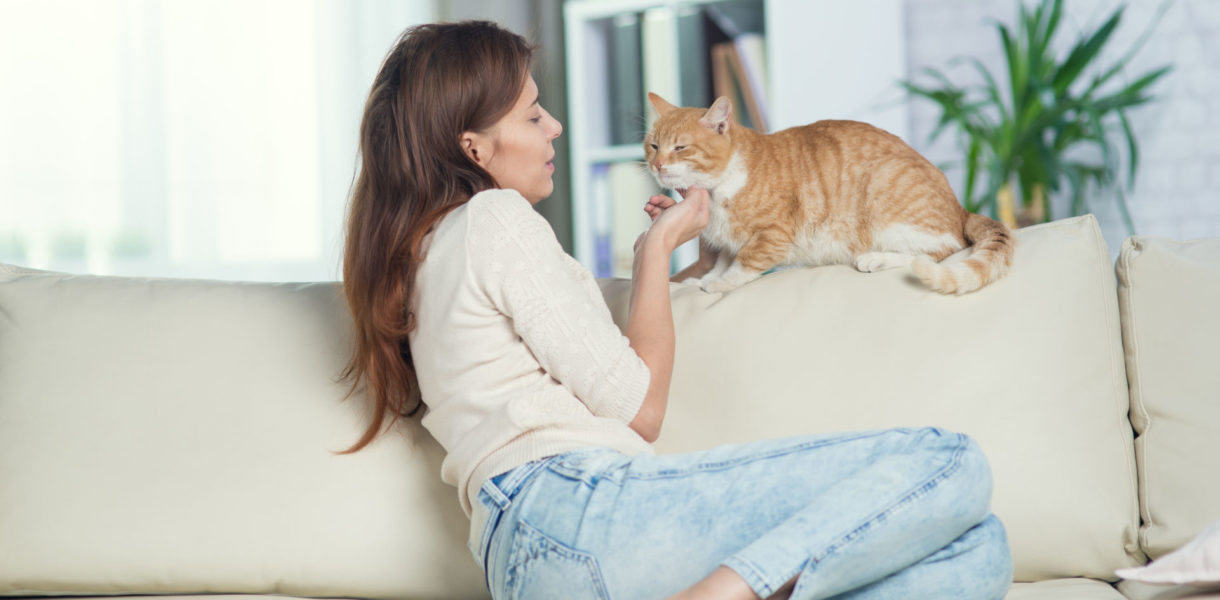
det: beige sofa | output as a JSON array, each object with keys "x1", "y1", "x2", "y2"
[{"x1": 1, "y1": 214, "x2": 1217, "y2": 600}]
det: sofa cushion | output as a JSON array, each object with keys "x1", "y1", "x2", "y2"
[
  {"x1": 600, "y1": 215, "x2": 1142, "y2": 582},
  {"x1": 0, "y1": 264, "x2": 484, "y2": 599},
  {"x1": 1118, "y1": 580, "x2": 1220, "y2": 600},
  {"x1": 1006, "y1": 579, "x2": 1127, "y2": 599},
  {"x1": 1117, "y1": 518, "x2": 1220, "y2": 585},
  {"x1": 1117, "y1": 236, "x2": 1220, "y2": 560}
]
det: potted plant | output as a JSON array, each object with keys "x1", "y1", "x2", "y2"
[{"x1": 901, "y1": 0, "x2": 1173, "y2": 231}]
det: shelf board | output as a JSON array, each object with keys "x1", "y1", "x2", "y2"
[{"x1": 588, "y1": 144, "x2": 646, "y2": 163}]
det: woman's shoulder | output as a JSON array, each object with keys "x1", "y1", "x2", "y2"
[
  {"x1": 466, "y1": 188, "x2": 552, "y2": 235},
  {"x1": 462, "y1": 189, "x2": 562, "y2": 268},
  {"x1": 467, "y1": 188, "x2": 535, "y2": 220}
]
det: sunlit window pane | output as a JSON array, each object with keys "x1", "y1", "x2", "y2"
[{"x1": 0, "y1": 0, "x2": 431, "y2": 281}]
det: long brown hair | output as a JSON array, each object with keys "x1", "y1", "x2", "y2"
[{"x1": 340, "y1": 21, "x2": 534, "y2": 453}]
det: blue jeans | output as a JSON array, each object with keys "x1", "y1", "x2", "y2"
[{"x1": 469, "y1": 427, "x2": 1013, "y2": 599}]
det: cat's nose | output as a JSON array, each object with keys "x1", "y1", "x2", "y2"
[{"x1": 652, "y1": 161, "x2": 663, "y2": 171}]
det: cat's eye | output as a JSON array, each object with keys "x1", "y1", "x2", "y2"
[
  {"x1": 674, "y1": 145, "x2": 687, "y2": 152},
  {"x1": 649, "y1": 143, "x2": 658, "y2": 150}
]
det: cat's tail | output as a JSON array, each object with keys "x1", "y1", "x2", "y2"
[{"x1": 911, "y1": 213, "x2": 1015, "y2": 294}]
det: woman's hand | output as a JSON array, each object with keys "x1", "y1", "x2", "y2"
[{"x1": 637, "y1": 187, "x2": 710, "y2": 253}]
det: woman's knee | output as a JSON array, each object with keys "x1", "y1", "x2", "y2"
[
  {"x1": 973, "y1": 514, "x2": 1014, "y2": 598},
  {"x1": 957, "y1": 432, "x2": 994, "y2": 491},
  {"x1": 909, "y1": 428, "x2": 994, "y2": 519}
]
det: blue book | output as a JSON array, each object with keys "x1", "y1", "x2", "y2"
[{"x1": 610, "y1": 13, "x2": 644, "y2": 145}]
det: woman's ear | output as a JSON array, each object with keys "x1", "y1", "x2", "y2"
[{"x1": 460, "y1": 132, "x2": 484, "y2": 165}]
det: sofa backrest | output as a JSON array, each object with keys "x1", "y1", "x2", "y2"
[
  {"x1": 0, "y1": 264, "x2": 482, "y2": 599},
  {"x1": 1116, "y1": 236, "x2": 1220, "y2": 560},
  {"x1": 600, "y1": 215, "x2": 1142, "y2": 582},
  {"x1": 0, "y1": 213, "x2": 1153, "y2": 596}
]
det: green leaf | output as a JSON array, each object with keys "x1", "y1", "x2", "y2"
[
  {"x1": 1087, "y1": 0, "x2": 1174, "y2": 97},
  {"x1": 1063, "y1": 165, "x2": 1086, "y2": 218},
  {"x1": 1052, "y1": 8, "x2": 1123, "y2": 96},
  {"x1": 1038, "y1": 0, "x2": 1065, "y2": 57},
  {"x1": 963, "y1": 138, "x2": 981, "y2": 211},
  {"x1": 899, "y1": 0, "x2": 1171, "y2": 230},
  {"x1": 1115, "y1": 186, "x2": 1137, "y2": 235},
  {"x1": 1117, "y1": 109, "x2": 1139, "y2": 189},
  {"x1": 997, "y1": 23, "x2": 1025, "y2": 109}
]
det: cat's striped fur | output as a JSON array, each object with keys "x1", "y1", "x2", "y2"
[{"x1": 644, "y1": 93, "x2": 1014, "y2": 294}]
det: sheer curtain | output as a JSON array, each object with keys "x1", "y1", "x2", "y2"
[{"x1": 0, "y1": 0, "x2": 432, "y2": 281}]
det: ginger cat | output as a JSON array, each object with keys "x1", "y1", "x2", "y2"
[{"x1": 644, "y1": 93, "x2": 1015, "y2": 294}]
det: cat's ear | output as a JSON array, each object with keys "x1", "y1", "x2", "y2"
[
  {"x1": 647, "y1": 92, "x2": 678, "y2": 117},
  {"x1": 699, "y1": 97, "x2": 732, "y2": 135}
]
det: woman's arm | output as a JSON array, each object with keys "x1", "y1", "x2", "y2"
[
  {"x1": 669, "y1": 240, "x2": 719, "y2": 283},
  {"x1": 636, "y1": 196, "x2": 719, "y2": 283},
  {"x1": 625, "y1": 189, "x2": 709, "y2": 442}
]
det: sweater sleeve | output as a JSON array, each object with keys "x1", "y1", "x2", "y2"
[{"x1": 466, "y1": 190, "x2": 651, "y2": 425}]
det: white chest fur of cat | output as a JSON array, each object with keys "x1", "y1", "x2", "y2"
[{"x1": 644, "y1": 93, "x2": 1015, "y2": 295}]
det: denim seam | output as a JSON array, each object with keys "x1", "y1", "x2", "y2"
[
  {"x1": 478, "y1": 457, "x2": 560, "y2": 593},
  {"x1": 829, "y1": 438, "x2": 966, "y2": 567},
  {"x1": 480, "y1": 506, "x2": 505, "y2": 593},
  {"x1": 722, "y1": 555, "x2": 776, "y2": 598},
  {"x1": 547, "y1": 430, "x2": 896, "y2": 486},
  {"x1": 482, "y1": 481, "x2": 511, "y2": 511},
  {"x1": 497, "y1": 456, "x2": 560, "y2": 500},
  {"x1": 778, "y1": 435, "x2": 970, "y2": 588},
  {"x1": 631, "y1": 431, "x2": 898, "y2": 481},
  {"x1": 507, "y1": 519, "x2": 611, "y2": 600}
]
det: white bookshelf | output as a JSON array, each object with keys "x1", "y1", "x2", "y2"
[{"x1": 563, "y1": 0, "x2": 907, "y2": 275}]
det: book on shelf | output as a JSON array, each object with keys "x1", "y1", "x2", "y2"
[
  {"x1": 590, "y1": 164, "x2": 612, "y2": 278},
  {"x1": 641, "y1": 6, "x2": 680, "y2": 130},
  {"x1": 705, "y1": 2, "x2": 769, "y2": 131},
  {"x1": 676, "y1": 6, "x2": 711, "y2": 109},
  {"x1": 703, "y1": 1, "x2": 765, "y2": 40},
  {"x1": 610, "y1": 13, "x2": 644, "y2": 145},
  {"x1": 588, "y1": 162, "x2": 659, "y2": 279},
  {"x1": 583, "y1": 16, "x2": 614, "y2": 148},
  {"x1": 733, "y1": 33, "x2": 768, "y2": 129},
  {"x1": 712, "y1": 40, "x2": 768, "y2": 131},
  {"x1": 608, "y1": 162, "x2": 658, "y2": 278}
]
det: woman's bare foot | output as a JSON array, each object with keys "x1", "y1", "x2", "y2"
[
  {"x1": 765, "y1": 577, "x2": 797, "y2": 600},
  {"x1": 666, "y1": 566, "x2": 760, "y2": 600}
]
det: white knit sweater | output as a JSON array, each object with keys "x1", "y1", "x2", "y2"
[{"x1": 409, "y1": 188, "x2": 654, "y2": 516}]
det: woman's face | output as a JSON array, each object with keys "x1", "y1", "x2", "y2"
[{"x1": 462, "y1": 75, "x2": 563, "y2": 205}]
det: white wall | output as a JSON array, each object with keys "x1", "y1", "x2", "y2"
[
  {"x1": 768, "y1": 0, "x2": 908, "y2": 140},
  {"x1": 905, "y1": 0, "x2": 1220, "y2": 255}
]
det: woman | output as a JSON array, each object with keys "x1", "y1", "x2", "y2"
[{"x1": 341, "y1": 20, "x2": 1012, "y2": 600}]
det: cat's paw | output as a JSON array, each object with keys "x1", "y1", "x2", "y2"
[{"x1": 854, "y1": 252, "x2": 913, "y2": 273}]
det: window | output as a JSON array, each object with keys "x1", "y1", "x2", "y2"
[{"x1": 0, "y1": 0, "x2": 432, "y2": 281}]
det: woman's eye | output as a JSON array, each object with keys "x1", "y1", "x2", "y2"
[{"x1": 530, "y1": 116, "x2": 542, "y2": 123}]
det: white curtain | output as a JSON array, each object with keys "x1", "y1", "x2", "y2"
[{"x1": 0, "y1": 0, "x2": 432, "y2": 281}]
